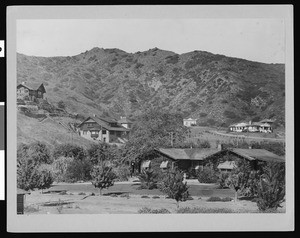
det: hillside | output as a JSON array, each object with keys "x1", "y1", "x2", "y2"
[
  {"x1": 17, "y1": 47, "x2": 285, "y2": 127},
  {"x1": 17, "y1": 112, "x2": 95, "y2": 149}
]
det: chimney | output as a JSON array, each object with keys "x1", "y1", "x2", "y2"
[
  {"x1": 22, "y1": 81, "x2": 26, "y2": 85},
  {"x1": 217, "y1": 143, "x2": 223, "y2": 151},
  {"x1": 249, "y1": 120, "x2": 252, "y2": 125},
  {"x1": 93, "y1": 114, "x2": 96, "y2": 117}
]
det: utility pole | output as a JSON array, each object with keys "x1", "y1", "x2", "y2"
[{"x1": 169, "y1": 132, "x2": 174, "y2": 147}]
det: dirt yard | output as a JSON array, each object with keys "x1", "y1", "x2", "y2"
[{"x1": 22, "y1": 181, "x2": 286, "y2": 214}]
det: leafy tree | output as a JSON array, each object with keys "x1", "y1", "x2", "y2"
[
  {"x1": 52, "y1": 143, "x2": 86, "y2": 161},
  {"x1": 90, "y1": 164, "x2": 117, "y2": 195},
  {"x1": 87, "y1": 143, "x2": 116, "y2": 165},
  {"x1": 159, "y1": 168, "x2": 189, "y2": 208},
  {"x1": 122, "y1": 109, "x2": 188, "y2": 164},
  {"x1": 138, "y1": 169, "x2": 158, "y2": 189},
  {"x1": 256, "y1": 162, "x2": 285, "y2": 211}
]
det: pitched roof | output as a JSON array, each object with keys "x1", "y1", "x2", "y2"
[
  {"x1": 184, "y1": 118, "x2": 197, "y2": 121},
  {"x1": 229, "y1": 148, "x2": 284, "y2": 163},
  {"x1": 156, "y1": 148, "x2": 222, "y2": 161},
  {"x1": 17, "y1": 82, "x2": 46, "y2": 92},
  {"x1": 79, "y1": 116, "x2": 130, "y2": 132}
]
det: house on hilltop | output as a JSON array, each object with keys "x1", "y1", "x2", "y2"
[
  {"x1": 77, "y1": 115, "x2": 130, "y2": 143},
  {"x1": 183, "y1": 118, "x2": 197, "y2": 127},
  {"x1": 17, "y1": 82, "x2": 46, "y2": 101}
]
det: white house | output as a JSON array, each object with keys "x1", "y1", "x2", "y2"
[{"x1": 183, "y1": 118, "x2": 197, "y2": 127}]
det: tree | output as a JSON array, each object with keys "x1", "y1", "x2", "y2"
[
  {"x1": 159, "y1": 168, "x2": 189, "y2": 209},
  {"x1": 17, "y1": 142, "x2": 54, "y2": 191},
  {"x1": 65, "y1": 158, "x2": 92, "y2": 182},
  {"x1": 256, "y1": 162, "x2": 285, "y2": 211},
  {"x1": 90, "y1": 164, "x2": 117, "y2": 195},
  {"x1": 122, "y1": 109, "x2": 188, "y2": 164},
  {"x1": 36, "y1": 164, "x2": 54, "y2": 192},
  {"x1": 87, "y1": 143, "x2": 116, "y2": 165},
  {"x1": 197, "y1": 166, "x2": 219, "y2": 184}
]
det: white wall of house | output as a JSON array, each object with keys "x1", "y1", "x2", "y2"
[
  {"x1": 183, "y1": 119, "x2": 197, "y2": 127},
  {"x1": 80, "y1": 129, "x2": 110, "y2": 142}
]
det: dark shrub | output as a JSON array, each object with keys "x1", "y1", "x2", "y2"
[
  {"x1": 53, "y1": 143, "x2": 86, "y2": 161},
  {"x1": 65, "y1": 158, "x2": 92, "y2": 182},
  {"x1": 197, "y1": 166, "x2": 219, "y2": 183}
]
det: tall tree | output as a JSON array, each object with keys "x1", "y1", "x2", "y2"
[{"x1": 122, "y1": 109, "x2": 188, "y2": 163}]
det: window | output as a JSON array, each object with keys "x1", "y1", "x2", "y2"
[{"x1": 102, "y1": 130, "x2": 106, "y2": 134}]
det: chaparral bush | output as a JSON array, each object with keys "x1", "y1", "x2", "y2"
[{"x1": 176, "y1": 207, "x2": 234, "y2": 213}]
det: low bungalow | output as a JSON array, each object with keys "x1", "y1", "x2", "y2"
[
  {"x1": 229, "y1": 121, "x2": 273, "y2": 133},
  {"x1": 17, "y1": 82, "x2": 46, "y2": 101},
  {"x1": 138, "y1": 146, "x2": 284, "y2": 175},
  {"x1": 183, "y1": 118, "x2": 197, "y2": 127},
  {"x1": 77, "y1": 115, "x2": 130, "y2": 143}
]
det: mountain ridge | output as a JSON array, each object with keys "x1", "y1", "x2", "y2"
[{"x1": 17, "y1": 46, "x2": 285, "y2": 127}]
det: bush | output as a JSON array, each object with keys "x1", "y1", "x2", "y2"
[
  {"x1": 256, "y1": 162, "x2": 285, "y2": 211},
  {"x1": 207, "y1": 196, "x2": 233, "y2": 202},
  {"x1": 159, "y1": 168, "x2": 189, "y2": 208},
  {"x1": 65, "y1": 158, "x2": 92, "y2": 182},
  {"x1": 197, "y1": 166, "x2": 219, "y2": 183},
  {"x1": 53, "y1": 143, "x2": 86, "y2": 161},
  {"x1": 113, "y1": 165, "x2": 130, "y2": 181},
  {"x1": 36, "y1": 164, "x2": 54, "y2": 191},
  {"x1": 138, "y1": 207, "x2": 171, "y2": 214},
  {"x1": 57, "y1": 100, "x2": 66, "y2": 109},
  {"x1": 138, "y1": 169, "x2": 158, "y2": 190},
  {"x1": 90, "y1": 164, "x2": 117, "y2": 195}
]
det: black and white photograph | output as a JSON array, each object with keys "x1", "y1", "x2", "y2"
[{"x1": 6, "y1": 5, "x2": 294, "y2": 232}]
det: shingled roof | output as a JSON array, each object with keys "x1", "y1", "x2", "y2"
[
  {"x1": 78, "y1": 115, "x2": 130, "y2": 132},
  {"x1": 228, "y1": 148, "x2": 285, "y2": 163},
  {"x1": 156, "y1": 148, "x2": 285, "y2": 163},
  {"x1": 156, "y1": 148, "x2": 223, "y2": 161}
]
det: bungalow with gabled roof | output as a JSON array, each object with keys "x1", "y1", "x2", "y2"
[
  {"x1": 77, "y1": 115, "x2": 130, "y2": 143},
  {"x1": 183, "y1": 118, "x2": 197, "y2": 127}
]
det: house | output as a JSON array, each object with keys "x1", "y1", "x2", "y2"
[
  {"x1": 17, "y1": 82, "x2": 46, "y2": 101},
  {"x1": 183, "y1": 118, "x2": 197, "y2": 127},
  {"x1": 229, "y1": 122, "x2": 248, "y2": 132},
  {"x1": 139, "y1": 145, "x2": 284, "y2": 175},
  {"x1": 229, "y1": 121, "x2": 273, "y2": 133},
  {"x1": 77, "y1": 115, "x2": 130, "y2": 143},
  {"x1": 117, "y1": 116, "x2": 133, "y2": 129}
]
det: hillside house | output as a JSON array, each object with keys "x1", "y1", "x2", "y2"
[
  {"x1": 77, "y1": 115, "x2": 130, "y2": 143},
  {"x1": 117, "y1": 116, "x2": 133, "y2": 129},
  {"x1": 17, "y1": 82, "x2": 46, "y2": 101},
  {"x1": 183, "y1": 118, "x2": 197, "y2": 127}
]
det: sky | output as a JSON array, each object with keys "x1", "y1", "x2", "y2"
[{"x1": 17, "y1": 19, "x2": 285, "y2": 64}]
